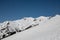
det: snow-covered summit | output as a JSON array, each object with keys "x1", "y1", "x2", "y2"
[
  {"x1": 0, "y1": 15, "x2": 60, "y2": 40},
  {"x1": 0, "y1": 16, "x2": 50, "y2": 31}
]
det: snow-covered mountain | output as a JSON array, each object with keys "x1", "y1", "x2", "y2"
[{"x1": 0, "y1": 15, "x2": 60, "y2": 40}]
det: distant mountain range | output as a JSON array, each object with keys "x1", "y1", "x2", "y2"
[{"x1": 0, "y1": 15, "x2": 60, "y2": 40}]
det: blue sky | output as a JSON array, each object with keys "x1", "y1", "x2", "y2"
[{"x1": 0, "y1": 0, "x2": 60, "y2": 22}]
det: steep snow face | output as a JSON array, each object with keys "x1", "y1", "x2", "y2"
[
  {"x1": 14, "y1": 17, "x2": 35, "y2": 30},
  {"x1": 38, "y1": 15, "x2": 60, "y2": 32},
  {"x1": 0, "y1": 16, "x2": 50, "y2": 31},
  {"x1": 0, "y1": 21, "x2": 8, "y2": 30},
  {"x1": 0, "y1": 15, "x2": 60, "y2": 40},
  {"x1": 6, "y1": 21, "x2": 20, "y2": 32},
  {"x1": 2, "y1": 15, "x2": 60, "y2": 40}
]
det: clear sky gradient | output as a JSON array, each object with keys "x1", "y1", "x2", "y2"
[{"x1": 0, "y1": 0, "x2": 60, "y2": 22}]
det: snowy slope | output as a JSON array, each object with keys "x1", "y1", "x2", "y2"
[{"x1": 0, "y1": 15, "x2": 60, "y2": 40}]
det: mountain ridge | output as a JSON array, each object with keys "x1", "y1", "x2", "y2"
[{"x1": 0, "y1": 15, "x2": 60, "y2": 40}]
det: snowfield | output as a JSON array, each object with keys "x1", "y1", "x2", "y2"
[{"x1": 0, "y1": 15, "x2": 60, "y2": 40}]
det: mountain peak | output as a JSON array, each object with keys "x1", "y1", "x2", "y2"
[{"x1": 0, "y1": 15, "x2": 60, "y2": 40}]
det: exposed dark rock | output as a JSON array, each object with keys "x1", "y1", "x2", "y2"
[{"x1": 25, "y1": 25, "x2": 32, "y2": 30}]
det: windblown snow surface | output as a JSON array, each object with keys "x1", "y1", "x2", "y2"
[{"x1": 0, "y1": 15, "x2": 60, "y2": 40}]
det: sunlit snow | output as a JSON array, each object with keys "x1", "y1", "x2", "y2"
[{"x1": 0, "y1": 15, "x2": 60, "y2": 40}]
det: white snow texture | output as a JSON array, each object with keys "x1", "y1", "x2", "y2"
[{"x1": 0, "y1": 15, "x2": 60, "y2": 40}]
